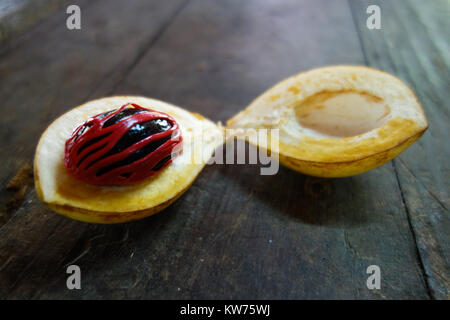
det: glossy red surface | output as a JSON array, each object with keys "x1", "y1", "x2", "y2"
[{"x1": 64, "y1": 103, "x2": 182, "y2": 185}]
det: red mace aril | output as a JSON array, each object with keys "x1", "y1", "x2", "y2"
[{"x1": 64, "y1": 103, "x2": 183, "y2": 185}]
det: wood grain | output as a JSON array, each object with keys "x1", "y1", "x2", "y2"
[
  {"x1": 0, "y1": 0, "x2": 446, "y2": 299},
  {"x1": 349, "y1": 0, "x2": 449, "y2": 300},
  {"x1": 0, "y1": 0, "x2": 71, "y2": 46}
]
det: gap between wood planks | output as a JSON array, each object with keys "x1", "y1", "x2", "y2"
[
  {"x1": 347, "y1": 0, "x2": 434, "y2": 300},
  {"x1": 89, "y1": 0, "x2": 191, "y2": 100},
  {"x1": 392, "y1": 160, "x2": 433, "y2": 298},
  {"x1": 1, "y1": 0, "x2": 443, "y2": 299}
]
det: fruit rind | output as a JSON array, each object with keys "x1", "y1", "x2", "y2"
[
  {"x1": 227, "y1": 66, "x2": 428, "y2": 177},
  {"x1": 278, "y1": 130, "x2": 425, "y2": 177}
]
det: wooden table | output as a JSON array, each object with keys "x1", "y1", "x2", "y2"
[{"x1": 0, "y1": 0, "x2": 448, "y2": 299}]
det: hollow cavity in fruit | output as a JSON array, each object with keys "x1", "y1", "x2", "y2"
[{"x1": 295, "y1": 90, "x2": 390, "y2": 138}]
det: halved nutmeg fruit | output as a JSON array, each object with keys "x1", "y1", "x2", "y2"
[
  {"x1": 227, "y1": 66, "x2": 428, "y2": 177},
  {"x1": 34, "y1": 96, "x2": 223, "y2": 223}
]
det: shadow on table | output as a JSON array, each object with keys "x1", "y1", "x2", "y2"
[{"x1": 214, "y1": 161, "x2": 373, "y2": 228}]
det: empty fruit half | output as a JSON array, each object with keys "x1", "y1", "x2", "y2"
[
  {"x1": 227, "y1": 66, "x2": 428, "y2": 177},
  {"x1": 34, "y1": 96, "x2": 223, "y2": 223}
]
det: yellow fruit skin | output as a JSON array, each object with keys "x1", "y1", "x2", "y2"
[
  {"x1": 34, "y1": 165, "x2": 194, "y2": 224},
  {"x1": 45, "y1": 194, "x2": 182, "y2": 224},
  {"x1": 278, "y1": 131, "x2": 425, "y2": 177}
]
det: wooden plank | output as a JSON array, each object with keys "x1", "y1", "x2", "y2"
[
  {"x1": 86, "y1": 0, "x2": 425, "y2": 299},
  {"x1": 0, "y1": 0, "x2": 438, "y2": 299},
  {"x1": 0, "y1": 0, "x2": 71, "y2": 46},
  {"x1": 0, "y1": 0, "x2": 187, "y2": 298},
  {"x1": 349, "y1": 0, "x2": 449, "y2": 299},
  {"x1": 112, "y1": 0, "x2": 431, "y2": 299}
]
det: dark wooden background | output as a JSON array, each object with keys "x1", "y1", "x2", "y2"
[{"x1": 0, "y1": 0, "x2": 448, "y2": 299}]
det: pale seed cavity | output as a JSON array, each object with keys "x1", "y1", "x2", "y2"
[{"x1": 295, "y1": 90, "x2": 391, "y2": 138}]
